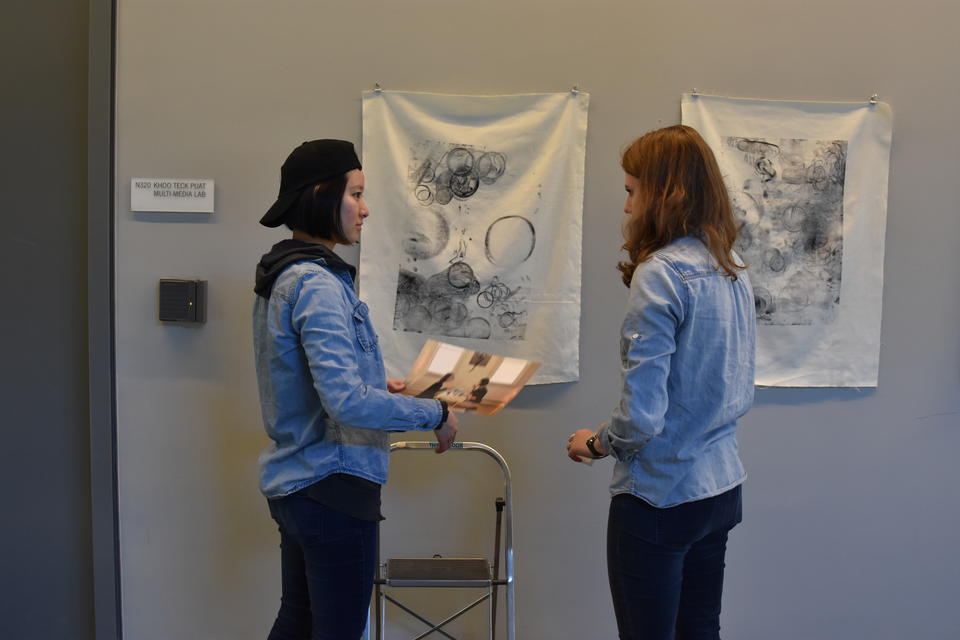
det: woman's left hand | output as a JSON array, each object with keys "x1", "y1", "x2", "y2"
[
  {"x1": 566, "y1": 428, "x2": 595, "y2": 462},
  {"x1": 387, "y1": 379, "x2": 406, "y2": 394}
]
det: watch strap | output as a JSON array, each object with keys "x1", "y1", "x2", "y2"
[
  {"x1": 436, "y1": 400, "x2": 449, "y2": 429},
  {"x1": 586, "y1": 434, "x2": 606, "y2": 459}
]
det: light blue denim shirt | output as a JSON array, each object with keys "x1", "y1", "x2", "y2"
[
  {"x1": 253, "y1": 258, "x2": 443, "y2": 498},
  {"x1": 596, "y1": 236, "x2": 756, "y2": 508}
]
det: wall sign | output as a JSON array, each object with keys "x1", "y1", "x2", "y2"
[{"x1": 131, "y1": 178, "x2": 214, "y2": 213}]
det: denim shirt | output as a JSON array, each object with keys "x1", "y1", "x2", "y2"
[
  {"x1": 253, "y1": 258, "x2": 443, "y2": 498},
  {"x1": 596, "y1": 236, "x2": 756, "y2": 508}
]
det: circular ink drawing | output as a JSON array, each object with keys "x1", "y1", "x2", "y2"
[
  {"x1": 414, "y1": 184, "x2": 434, "y2": 206},
  {"x1": 426, "y1": 268, "x2": 479, "y2": 299},
  {"x1": 412, "y1": 145, "x2": 507, "y2": 206},
  {"x1": 446, "y1": 148, "x2": 475, "y2": 175},
  {"x1": 429, "y1": 299, "x2": 469, "y2": 330},
  {"x1": 434, "y1": 170, "x2": 455, "y2": 205},
  {"x1": 447, "y1": 261, "x2": 475, "y2": 288},
  {"x1": 465, "y1": 317, "x2": 492, "y2": 339},
  {"x1": 780, "y1": 203, "x2": 807, "y2": 232},
  {"x1": 763, "y1": 248, "x2": 786, "y2": 273},
  {"x1": 806, "y1": 162, "x2": 829, "y2": 190},
  {"x1": 753, "y1": 287, "x2": 775, "y2": 318},
  {"x1": 403, "y1": 209, "x2": 450, "y2": 260},
  {"x1": 450, "y1": 171, "x2": 480, "y2": 199},
  {"x1": 485, "y1": 216, "x2": 536, "y2": 267},
  {"x1": 476, "y1": 152, "x2": 506, "y2": 185},
  {"x1": 416, "y1": 160, "x2": 436, "y2": 184}
]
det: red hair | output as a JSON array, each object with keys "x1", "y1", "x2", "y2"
[{"x1": 618, "y1": 125, "x2": 744, "y2": 286}]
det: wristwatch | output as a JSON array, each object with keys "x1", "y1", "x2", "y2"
[
  {"x1": 436, "y1": 400, "x2": 449, "y2": 429},
  {"x1": 585, "y1": 433, "x2": 607, "y2": 459}
]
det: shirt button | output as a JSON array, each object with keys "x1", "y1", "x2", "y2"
[{"x1": 631, "y1": 333, "x2": 640, "y2": 339}]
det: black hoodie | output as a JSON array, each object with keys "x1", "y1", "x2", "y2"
[{"x1": 254, "y1": 239, "x2": 356, "y2": 299}]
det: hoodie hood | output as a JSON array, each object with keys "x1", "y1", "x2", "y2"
[{"x1": 254, "y1": 239, "x2": 356, "y2": 299}]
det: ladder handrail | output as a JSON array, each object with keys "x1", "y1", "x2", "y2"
[{"x1": 388, "y1": 441, "x2": 516, "y2": 640}]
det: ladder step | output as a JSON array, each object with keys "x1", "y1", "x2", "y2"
[{"x1": 386, "y1": 558, "x2": 491, "y2": 587}]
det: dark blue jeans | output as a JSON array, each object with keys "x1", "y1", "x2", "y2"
[
  {"x1": 607, "y1": 485, "x2": 742, "y2": 640},
  {"x1": 267, "y1": 494, "x2": 377, "y2": 640}
]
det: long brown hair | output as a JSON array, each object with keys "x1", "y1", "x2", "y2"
[{"x1": 617, "y1": 125, "x2": 744, "y2": 287}]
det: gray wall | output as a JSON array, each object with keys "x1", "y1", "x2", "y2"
[
  {"x1": 113, "y1": 1, "x2": 960, "y2": 638},
  {"x1": 0, "y1": 1, "x2": 95, "y2": 639}
]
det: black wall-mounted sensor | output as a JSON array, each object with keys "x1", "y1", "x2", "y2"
[{"x1": 158, "y1": 279, "x2": 207, "y2": 323}]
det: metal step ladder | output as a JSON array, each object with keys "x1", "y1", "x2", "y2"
[{"x1": 370, "y1": 441, "x2": 515, "y2": 640}]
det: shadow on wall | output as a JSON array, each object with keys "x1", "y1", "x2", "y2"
[
  {"x1": 209, "y1": 385, "x2": 278, "y2": 618},
  {"x1": 754, "y1": 386, "x2": 876, "y2": 407},
  {"x1": 133, "y1": 211, "x2": 217, "y2": 224},
  {"x1": 498, "y1": 379, "x2": 579, "y2": 410}
]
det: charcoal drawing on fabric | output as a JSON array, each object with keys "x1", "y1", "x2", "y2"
[
  {"x1": 725, "y1": 137, "x2": 847, "y2": 326},
  {"x1": 394, "y1": 141, "x2": 534, "y2": 341}
]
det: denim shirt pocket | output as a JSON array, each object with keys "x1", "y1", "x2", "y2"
[{"x1": 352, "y1": 301, "x2": 379, "y2": 353}]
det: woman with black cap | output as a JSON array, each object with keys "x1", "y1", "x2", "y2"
[{"x1": 253, "y1": 139, "x2": 459, "y2": 640}]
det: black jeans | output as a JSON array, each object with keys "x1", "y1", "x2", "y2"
[
  {"x1": 607, "y1": 485, "x2": 742, "y2": 640},
  {"x1": 267, "y1": 493, "x2": 377, "y2": 640}
]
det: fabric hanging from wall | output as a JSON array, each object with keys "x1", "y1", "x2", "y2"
[
  {"x1": 360, "y1": 90, "x2": 589, "y2": 384},
  {"x1": 682, "y1": 94, "x2": 893, "y2": 387}
]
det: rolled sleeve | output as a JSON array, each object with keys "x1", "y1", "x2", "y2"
[{"x1": 598, "y1": 257, "x2": 687, "y2": 460}]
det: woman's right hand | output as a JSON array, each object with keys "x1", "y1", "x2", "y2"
[{"x1": 434, "y1": 411, "x2": 459, "y2": 453}]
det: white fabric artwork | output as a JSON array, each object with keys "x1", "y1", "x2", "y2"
[
  {"x1": 682, "y1": 94, "x2": 893, "y2": 387},
  {"x1": 360, "y1": 91, "x2": 589, "y2": 384}
]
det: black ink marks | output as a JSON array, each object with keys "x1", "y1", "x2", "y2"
[
  {"x1": 403, "y1": 208, "x2": 450, "y2": 260},
  {"x1": 394, "y1": 266, "x2": 528, "y2": 341},
  {"x1": 448, "y1": 239, "x2": 467, "y2": 264},
  {"x1": 476, "y1": 277, "x2": 517, "y2": 309},
  {"x1": 429, "y1": 298, "x2": 469, "y2": 331},
  {"x1": 394, "y1": 262, "x2": 480, "y2": 335},
  {"x1": 465, "y1": 317, "x2": 492, "y2": 339},
  {"x1": 447, "y1": 261, "x2": 476, "y2": 288},
  {"x1": 476, "y1": 151, "x2": 506, "y2": 184},
  {"x1": 753, "y1": 287, "x2": 776, "y2": 322},
  {"x1": 410, "y1": 144, "x2": 507, "y2": 206},
  {"x1": 395, "y1": 270, "x2": 432, "y2": 332},
  {"x1": 450, "y1": 170, "x2": 480, "y2": 199},
  {"x1": 476, "y1": 276, "x2": 527, "y2": 337},
  {"x1": 727, "y1": 137, "x2": 847, "y2": 326},
  {"x1": 427, "y1": 262, "x2": 481, "y2": 299},
  {"x1": 415, "y1": 184, "x2": 434, "y2": 206},
  {"x1": 734, "y1": 138, "x2": 781, "y2": 182},
  {"x1": 484, "y1": 216, "x2": 536, "y2": 267},
  {"x1": 780, "y1": 203, "x2": 808, "y2": 232},
  {"x1": 397, "y1": 141, "x2": 527, "y2": 340},
  {"x1": 763, "y1": 248, "x2": 787, "y2": 273}
]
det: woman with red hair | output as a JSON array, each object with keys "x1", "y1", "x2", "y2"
[{"x1": 567, "y1": 125, "x2": 756, "y2": 639}]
